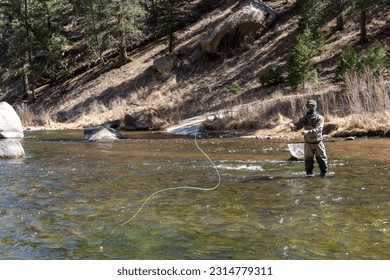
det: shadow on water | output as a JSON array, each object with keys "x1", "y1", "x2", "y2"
[{"x1": 1, "y1": 131, "x2": 389, "y2": 260}]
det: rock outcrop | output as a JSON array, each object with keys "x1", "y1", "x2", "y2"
[{"x1": 201, "y1": 0, "x2": 276, "y2": 55}]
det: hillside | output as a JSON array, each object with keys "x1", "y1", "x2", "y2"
[{"x1": 3, "y1": 0, "x2": 390, "y2": 136}]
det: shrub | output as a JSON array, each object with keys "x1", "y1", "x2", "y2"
[
  {"x1": 313, "y1": 32, "x2": 326, "y2": 51},
  {"x1": 256, "y1": 68, "x2": 283, "y2": 87},
  {"x1": 362, "y1": 40, "x2": 388, "y2": 72},
  {"x1": 338, "y1": 40, "x2": 388, "y2": 79},
  {"x1": 337, "y1": 45, "x2": 360, "y2": 78},
  {"x1": 230, "y1": 82, "x2": 241, "y2": 94}
]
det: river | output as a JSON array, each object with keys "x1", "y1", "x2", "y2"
[{"x1": 0, "y1": 130, "x2": 389, "y2": 259}]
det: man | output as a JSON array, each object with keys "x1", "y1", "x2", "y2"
[{"x1": 290, "y1": 99, "x2": 328, "y2": 176}]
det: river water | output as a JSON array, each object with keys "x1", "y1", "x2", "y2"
[{"x1": 0, "y1": 130, "x2": 389, "y2": 260}]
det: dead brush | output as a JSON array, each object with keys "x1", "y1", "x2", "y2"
[
  {"x1": 343, "y1": 68, "x2": 390, "y2": 114},
  {"x1": 331, "y1": 112, "x2": 390, "y2": 137},
  {"x1": 330, "y1": 69, "x2": 390, "y2": 136},
  {"x1": 15, "y1": 103, "x2": 53, "y2": 127}
]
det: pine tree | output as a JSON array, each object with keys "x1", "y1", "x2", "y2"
[
  {"x1": 287, "y1": 0, "x2": 325, "y2": 89},
  {"x1": 113, "y1": 0, "x2": 145, "y2": 65},
  {"x1": 337, "y1": 45, "x2": 360, "y2": 78},
  {"x1": 80, "y1": 0, "x2": 145, "y2": 65},
  {"x1": 154, "y1": 0, "x2": 187, "y2": 53},
  {"x1": 0, "y1": 0, "x2": 72, "y2": 99},
  {"x1": 362, "y1": 39, "x2": 388, "y2": 72},
  {"x1": 346, "y1": 0, "x2": 385, "y2": 44},
  {"x1": 287, "y1": 27, "x2": 317, "y2": 89},
  {"x1": 337, "y1": 40, "x2": 387, "y2": 79}
]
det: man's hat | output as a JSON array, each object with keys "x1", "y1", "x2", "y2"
[{"x1": 306, "y1": 99, "x2": 317, "y2": 106}]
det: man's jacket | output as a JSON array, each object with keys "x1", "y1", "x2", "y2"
[{"x1": 293, "y1": 113, "x2": 324, "y2": 143}]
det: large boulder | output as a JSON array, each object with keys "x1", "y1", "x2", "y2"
[
  {"x1": 153, "y1": 53, "x2": 180, "y2": 74},
  {"x1": 201, "y1": 0, "x2": 276, "y2": 55},
  {"x1": 124, "y1": 109, "x2": 165, "y2": 131},
  {"x1": 84, "y1": 120, "x2": 124, "y2": 141},
  {"x1": 0, "y1": 102, "x2": 24, "y2": 139},
  {"x1": 0, "y1": 102, "x2": 24, "y2": 159},
  {"x1": 0, "y1": 139, "x2": 25, "y2": 159}
]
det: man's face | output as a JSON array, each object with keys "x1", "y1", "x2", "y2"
[{"x1": 306, "y1": 104, "x2": 316, "y2": 113}]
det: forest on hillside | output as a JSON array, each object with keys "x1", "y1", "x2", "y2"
[
  {"x1": 0, "y1": 0, "x2": 224, "y2": 101},
  {"x1": 0, "y1": 0, "x2": 389, "y2": 135}
]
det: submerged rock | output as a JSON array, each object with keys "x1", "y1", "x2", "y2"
[{"x1": 84, "y1": 121, "x2": 124, "y2": 141}]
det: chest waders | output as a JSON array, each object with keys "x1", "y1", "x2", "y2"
[{"x1": 304, "y1": 115, "x2": 328, "y2": 176}]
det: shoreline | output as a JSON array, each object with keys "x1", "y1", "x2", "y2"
[{"x1": 23, "y1": 123, "x2": 390, "y2": 140}]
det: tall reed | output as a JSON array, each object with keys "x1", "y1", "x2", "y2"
[{"x1": 343, "y1": 68, "x2": 389, "y2": 114}]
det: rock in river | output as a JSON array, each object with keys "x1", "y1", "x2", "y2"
[
  {"x1": 0, "y1": 102, "x2": 25, "y2": 159},
  {"x1": 84, "y1": 120, "x2": 124, "y2": 141}
]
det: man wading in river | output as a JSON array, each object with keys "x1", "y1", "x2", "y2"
[{"x1": 290, "y1": 100, "x2": 328, "y2": 177}]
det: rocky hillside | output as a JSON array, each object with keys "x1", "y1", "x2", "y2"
[{"x1": 2, "y1": 0, "x2": 390, "y2": 136}]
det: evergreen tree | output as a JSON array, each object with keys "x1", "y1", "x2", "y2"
[
  {"x1": 337, "y1": 40, "x2": 388, "y2": 79},
  {"x1": 142, "y1": 0, "x2": 158, "y2": 26},
  {"x1": 113, "y1": 0, "x2": 145, "y2": 65},
  {"x1": 287, "y1": 27, "x2": 317, "y2": 89},
  {"x1": 287, "y1": 0, "x2": 328, "y2": 89},
  {"x1": 80, "y1": 0, "x2": 145, "y2": 65},
  {"x1": 298, "y1": 0, "x2": 329, "y2": 32},
  {"x1": 337, "y1": 45, "x2": 360, "y2": 78},
  {"x1": 346, "y1": 0, "x2": 384, "y2": 44},
  {"x1": 361, "y1": 39, "x2": 388, "y2": 72},
  {"x1": 0, "y1": 0, "x2": 72, "y2": 99},
  {"x1": 154, "y1": 0, "x2": 187, "y2": 53}
]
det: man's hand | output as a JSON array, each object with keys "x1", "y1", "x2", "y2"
[{"x1": 301, "y1": 130, "x2": 309, "y2": 135}]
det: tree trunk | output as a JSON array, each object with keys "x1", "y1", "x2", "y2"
[
  {"x1": 118, "y1": 29, "x2": 129, "y2": 65},
  {"x1": 360, "y1": 8, "x2": 368, "y2": 44},
  {"x1": 151, "y1": 0, "x2": 157, "y2": 25},
  {"x1": 168, "y1": 33, "x2": 174, "y2": 53},
  {"x1": 46, "y1": 6, "x2": 52, "y2": 33},
  {"x1": 336, "y1": 0, "x2": 344, "y2": 31},
  {"x1": 168, "y1": 1, "x2": 174, "y2": 53},
  {"x1": 88, "y1": 0, "x2": 101, "y2": 59},
  {"x1": 23, "y1": 0, "x2": 36, "y2": 100},
  {"x1": 117, "y1": 1, "x2": 129, "y2": 65}
]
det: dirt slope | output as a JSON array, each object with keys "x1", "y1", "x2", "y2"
[{"x1": 25, "y1": 0, "x2": 390, "y2": 135}]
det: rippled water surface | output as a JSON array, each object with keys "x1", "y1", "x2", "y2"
[{"x1": 0, "y1": 130, "x2": 389, "y2": 259}]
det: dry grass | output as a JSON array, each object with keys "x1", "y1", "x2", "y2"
[
  {"x1": 15, "y1": 103, "x2": 53, "y2": 127},
  {"x1": 343, "y1": 69, "x2": 390, "y2": 114},
  {"x1": 330, "y1": 112, "x2": 390, "y2": 137},
  {"x1": 329, "y1": 70, "x2": 390, "y2": 136}
]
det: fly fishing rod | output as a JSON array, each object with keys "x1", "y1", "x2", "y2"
[{"x1": 111, "y1": 124, "x2": 221, "y2": 234}]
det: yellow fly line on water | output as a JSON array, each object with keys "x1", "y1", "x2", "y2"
[{"x1": 111, "y1": 125, "x2": 221, "y2": 234}]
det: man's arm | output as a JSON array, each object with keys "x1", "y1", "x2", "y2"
[{"x1": 290, "y1": 116, "x2": 305, "y2": 132}]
